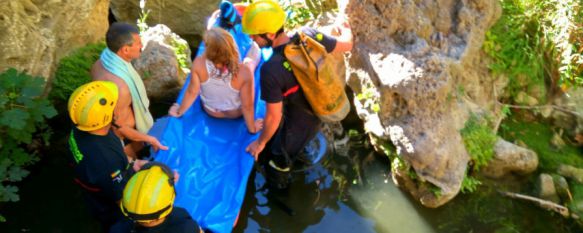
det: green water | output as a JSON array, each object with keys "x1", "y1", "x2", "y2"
[{"x1": 1, "y1": 114, "x2": 582, "y2": 232}]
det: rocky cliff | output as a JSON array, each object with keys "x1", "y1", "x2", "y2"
[
  {"x1": 345, "y1": 0, "x2": 502, "y2": 207},
  {"x1": 0, "y1": 0, "x2": 109, "y2": 81}
]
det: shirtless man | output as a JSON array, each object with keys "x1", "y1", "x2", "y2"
[{"x1": 91, "y1": 22, "x2": 167, "y2": 158}]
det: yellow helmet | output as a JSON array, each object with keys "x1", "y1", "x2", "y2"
[
  {"x1": 67, "y1": 81, "x2": 118, "y2": 131},
  {"x1": 120, "y1": 162, "x2": 176, "y2": 222},
  {"x1": 242, "y1": 0, "x2": 286, "y2": 35}
]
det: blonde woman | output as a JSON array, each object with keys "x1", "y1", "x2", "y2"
[{"x1": 169, "y1": 27, "x2": 263, "y2": 133}]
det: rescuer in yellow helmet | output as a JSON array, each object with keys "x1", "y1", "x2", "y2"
[
  {"x1": 243, "y1": 0, "x2": 354, "y2": 189},
  {"x1": 68, "y1": 81, "x2": 150, "y2": 232},
  {"x1": 109, "y1": 162, "x2": 203, "y2": 233}
]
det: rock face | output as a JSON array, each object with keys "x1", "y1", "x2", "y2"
[
  {"x1": 0, "y1": 0, "x2": 109, "y2": 81},
  {"x1": 345, "y1": 0, "x2": 501, "y2": 207},
  {"x1": 481, "y1": 138, "x2": 538, "y2": 178},
  {"x1": 110, "y1": 0, "x2": 219, "y2": 45},
  {"x1": 536, "y1": 173, "x2": 560, "y2": 203},
  {"x1": 558, "y1": 164, "x2": 583, "y2": 184},
  {"x1": 133, "y1": 24, "x2": 191, "y2": 101},
  {"x1": 551, "y1": 88, "x2": 583, "y2": 139}
]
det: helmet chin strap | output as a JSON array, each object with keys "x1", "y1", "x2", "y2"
[
  {"x1": 259, "y1": 29, "x2": 284, "y2": 48},
  {"x1": 259, "y1": 33, "x2": 274, "y2": 47}
]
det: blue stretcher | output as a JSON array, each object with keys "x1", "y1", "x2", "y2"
[
  {"x1": 148, "y1": 1, "x2": 327, "y2": 231},
  {"x1": 150, "y1": 9, "x2": 265, "y2": 232}
]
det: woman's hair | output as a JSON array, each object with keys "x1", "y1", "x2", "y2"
[{"x1": 204, "y1": 27, "x2": 240, "y2": 76}]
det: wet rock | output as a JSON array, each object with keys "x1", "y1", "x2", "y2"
[
  {"x1": 536, "y1": 173, "x2": 560, "y2": 204},
  {"x1": 321, "y1": 122, "x2": 349, "y2": 156},
  {"x1": 132, "y1": 24, "x2": 190, "y2": 101},
  {"x1": 551, "y1": 88, "x2": 583, "y2": 139},
  {"x1": 346, "y1": 0, "x2": 501, "y2": 207},
  {"x1": 0, "y1": 0, "x2": 108, "y2": 81},
  {"x1": 481, "y1": 138, "x2": 538, "y2": 178},
  {"x1": 558, "y1": 164, "x2": 583, "y2": 184}
]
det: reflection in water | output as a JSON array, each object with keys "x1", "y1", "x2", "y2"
[
  {"x1": 234, "y1": 139, "x2": 433, "y2": 233},
  {"x1": 349, "y1": 168, "x2": 434, "y2": 233}
]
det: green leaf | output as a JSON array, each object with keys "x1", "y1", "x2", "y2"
[
  {"x1": 7, "y1": 166, "x2": 29, "y2": 182},
  {"x1": 0, "y1": 185, "x2": 20, "y2": 202},
  {"x1": 9, "y1": 147, "x2": 34, "y2": 166},
  {"x1": 20, "y1": 76, "x2": 45, "y2": 98},
  {"x1": 7, "y1": 128, "x2": 33, "y2": 144},
  {"x1": 39, "y1": 100, "x2": 57, "y2": 119},
  {"x1": 0, "y1": 108, "x2": 29, "y2": 129},
  {"x1": 0, "y1": 158, "x2": 12, "y2": 179},
  {"x1": 0, "y1": 95, "x2": 8, "y2": 108},
  {"x1": 372, "y1": 104, "x2": 381, "y2": 113},
  {"x1": 0, "y1": 68, "x2": 19, "y2": 88}
]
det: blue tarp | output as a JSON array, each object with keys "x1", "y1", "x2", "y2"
[
  {"x1": 151, "y1": 77, "x2": 264, "y2": 233},
  {"x1": 150, "y1": 17, "x2": 266, "y2": 232},
  {"x1": 147, "y1": 2, "x2": 328, "y2": 230}
]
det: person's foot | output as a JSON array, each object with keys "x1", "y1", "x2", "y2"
[{"x1": 265, "y1": 160, "x2": 291, "y2": 190}]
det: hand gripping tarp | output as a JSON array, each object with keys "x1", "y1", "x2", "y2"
[
  {"x1": 151, "y1": 73, "x2": 264, "y2": 232},
  {"x1": 150, "y1": 6, "x2": 265, "y2": 231}
]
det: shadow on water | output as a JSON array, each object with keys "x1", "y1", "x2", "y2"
[
  {"x1": 233, "y1": 139, "x2": 434, "y2": 233},
  {"x1": 2, "y1": 107, "x2": 582, "y2": 232}
]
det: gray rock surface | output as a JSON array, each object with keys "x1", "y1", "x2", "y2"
[
  {"x1": 558, "y1": 164, "x2": 583, "y2": 184},
  {"x1": 536, "y1": 173, "x2": 560, "y2": 204},
  {"x1": 0, "y1": 0, "x2": 109, "y2": 81},
  {"x1": 345, "y1": 0, "x2": 501, "y2": 207},
  {"x1": 132, "y1": 24, "x2": 191, "y2": 101},
  {"x1": 551, "y1": 88, "x2": 583, "y2": 139},
  {"x1": 110, "y1": 0, "x2": 219, "y2": 45},
  {"x1": 481, "y1": 138, "x2": 538, "y2": 178}
]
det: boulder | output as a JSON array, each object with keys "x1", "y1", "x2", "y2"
[
  {"x1": 551, "y1": 88, "x2": 583, "y2": 139},
  {"x1": 558, "y1": 164, "x2": 583, "y2": 184},
  {"x1": 346, "y1": 0, "x2": 501, "y2": 207},
  {"x1": 0, "y1": 0, "x2": 109, "y2": 82},
  {"x1": 536, "y1": 173, "x2": 560, "y2": 204},
  {"x1": 132, "y1": 24, "x2": 191, "y2": 101},
  {"x1": 481, "y1": 138, "x2": 538, "y2": 178},
  {"x1": 553, "y1": 175, "x2": 572, "y2": 203}
]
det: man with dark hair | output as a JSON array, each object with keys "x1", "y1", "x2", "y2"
[
  {"x1": 105, "y1": 23, "x2": 140, "y2": 53},
  {"x1": 92, "y1": 22, "x2": 167, "y2": 158}
]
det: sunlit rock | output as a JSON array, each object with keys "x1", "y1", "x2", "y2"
[
  {"x1": 481, "y1": 138, "x2": 538, "y2": 178},
  {"x1": 558, "y1": 164, "x2": 583, "y2": 184},
  {"x1": 132, "y1": 24, "x2": 191, "y2": 101},
  {"x1": 345, "y1": 0, "x2": 502, "y2": 207},
  {"x1": 551, "y1": 88, "x2": 583, "y2": 140},
  {"x1": 554, "y1": 175, "x2": 572, "y2": 204},
  {"x1": 536, "y1": 173, "x2": 560, "y2": 204},
  {"x1": 110, "y1": 0, "x2": 218, "y2": 45},
  {"x1": 0, "y1": 0, "x2": 108, "y2": 81}
]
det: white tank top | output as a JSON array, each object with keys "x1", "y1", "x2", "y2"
[{"x1": 200, "y1": 60, "x2": 241, "y2": 112}]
